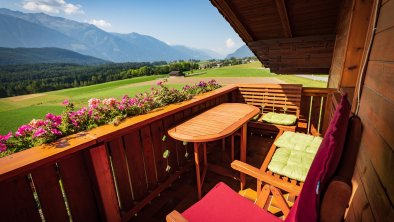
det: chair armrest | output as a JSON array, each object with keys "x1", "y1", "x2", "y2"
[
  {"x1": 166, "y1": 210, "x2": 189, "y2": 222},
  {"x1": 320, "y1": 180, "x2": 352, "y2": 222},
  {"x1": 231, "y1": 160, "x2": 302, "y2": 194},
  {"x1": 231, "y1": 160, "x2": 267, "y2": 181}
]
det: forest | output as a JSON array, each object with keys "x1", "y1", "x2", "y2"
[{"x1": 0, "y1": 61, "x2": 199, "y2": 98}]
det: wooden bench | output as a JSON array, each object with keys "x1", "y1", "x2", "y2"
[{"x1": 238, "y1": 84, "x2": 302, "y2": 133}]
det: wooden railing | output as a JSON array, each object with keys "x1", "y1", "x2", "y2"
[
  {"x1": 0, "y1": 85, "x2": 238, "y2": 222},
  {"x1": 0, "y1": 85, "x2": 334, "y2": 222},
  {"x1": 299, "y1": 88, "x2": 336, "y2": 135}
]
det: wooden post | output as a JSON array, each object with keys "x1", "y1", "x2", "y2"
[
  {"x1": 86, "y1": 144, "x2": 121, "y2": 222},
  {"x1": 240, "y1": 123, "x2": 247, "y2": 190},
  {"x1": 194, "y1": 142, "x2": 202, "y2": 200}
]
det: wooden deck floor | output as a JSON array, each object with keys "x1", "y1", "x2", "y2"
[{"x1": 129, "y1": 131, "x2": 276, "y2": 222}]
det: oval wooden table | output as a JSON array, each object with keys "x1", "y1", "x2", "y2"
[{"x1": 168, "y1": 103, "x2": 260, "y2": 199}]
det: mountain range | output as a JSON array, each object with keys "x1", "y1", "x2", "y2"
[
  {"x1": 0, "y1": 8, "x2": 226, "y2": 63},
  {"x1": 0, "y1": 47, "x2": 109, "y2": 65},
  {"x1": 226, "y1": 45, "x2": 254, "y2": 59}
]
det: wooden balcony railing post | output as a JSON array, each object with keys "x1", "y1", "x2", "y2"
[
  {"x1": 108, "y1": 137, "x2": 134, "y2": 212},
  {"x1": 58, "y1": 152, "x2": 101, "y2": 221},
  {"x1": 85, "y1": 143, "x2": 121, "y2": 222},
  {"x1": 30, "y1": 164, "x2": 69, "y2": 221},
  {"x1": 0, "y1": 175, "x2": 42, "y2": 222}
]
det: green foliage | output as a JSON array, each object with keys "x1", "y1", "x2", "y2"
[
  {"x1": 0, "y1": 61, "x2": 198, "y2": 98},
  {"x1": 163, "y1": 150, "x2": 170, "y2": 159}
]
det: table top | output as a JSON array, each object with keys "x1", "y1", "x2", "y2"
[{"x1": 168, "y1": 103, "x2": 260, "y2": 142}]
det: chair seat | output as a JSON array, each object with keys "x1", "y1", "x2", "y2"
[
  {"x1": 274, "y1": 131, "x2": 323, "y2": 153},
  {"x1": 268, "y1": 148, "x2": 316, "y2": 181},
  {"x1": 182, "y1": 182, "x2": 281, "y2": 222},
  {"x1": 262, "y1": 112, "x2": 297, "y2": 125}
]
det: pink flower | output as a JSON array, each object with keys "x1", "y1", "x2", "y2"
[
  {"x1": 183, "y1": 85, "x2": 191, "y2": 90},
  {"x1": 46, "y1": 113, "x2": 62, "y2": 127},
  {"x1": 157, "y1": 81, "x2": 163, "y2": 86},
  {"x1": 198, "y1": 81, "x2": 207, "y2": 87},
  {"x1": 76, "y1": 107, "x2": 87, "y2": 116},
  {"x1": 62, "y1": 99, "x2": 69, "y2": 105},
  {"x1": 71, "y1": 119, "x2": 79, "y2": 127},
  {"x1": 118, "y1": 104, "x2": 125, "y2": 111},
  {"x1": 129, "y1": 98, "x2": 137, "y2": 105},
  {"x1": 16, "y1": 125, "x2": 32, "y2": 137},
  {"x1": 33, "y1": 127, "x2": 46, "y2": 138},
  {"x1": 208, "y1": 79, "x2": 217, "y2": 85},
  {"x1": 51, "y1": 128, "x2": 62, "y2": 136},
  {"x1": 102, "y1": 98, "x2": 117, "y2": 107},
  {"x1": 29, "y1": 119, "x2": 45, "y2": 128},
  {"x1": 0, "y1": 132, "x2": 12, "y2": 141},
  {"x1": 88, "y1": 98, "x2": 101, "y2": 109},
  {"x1": 0, "y1": 143, "x2": 6, "y2": 152}
]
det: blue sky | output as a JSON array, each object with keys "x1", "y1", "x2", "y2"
[{"x1": 0, "y1": 0, "x2": 244, "y2": 55}]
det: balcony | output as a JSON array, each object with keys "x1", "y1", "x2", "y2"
[{"x1": 0, "y1": 84, "x2": 336, "y2": 222}]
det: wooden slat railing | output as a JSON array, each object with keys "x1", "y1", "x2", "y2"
[
  {"x1": 299, "y1": 87, "x2": 337, "y2": 135},
  {"x1": 0, "y1": 84, "x2": 335, "y2": 222},
  {"x1": 0, "y1": 85, "x2": 238, "y2": 222}
]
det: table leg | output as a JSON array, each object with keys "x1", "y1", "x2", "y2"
[
  {"x1": 201, "y1": 143, "x2": 208, "y2": 186},
  {"x1": 194, "y1": 142, "x2": 202, "y2": 199},
  {"x1": 240, "y1": 123, "x2": 247, "y2": 190},
  {"x1": 231, "y1": 135, "x2": 235, "y2": 162}
]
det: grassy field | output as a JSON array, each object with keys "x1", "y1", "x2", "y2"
[
  {"x1": 276, "y1": 75, "x2": 327, "y2": 87},
  {"x1": 189, "y1": 62, "x2": 274, "y2": 77},
  {"x1": 0, "y1": 75, "x2": 169, "y2": 134},
  {"x1": 0, "y1": 62, "x2": 327, "y2": 134},
  {"x1": 190, "y1": 62, "x2": 328, "y2": 88}
]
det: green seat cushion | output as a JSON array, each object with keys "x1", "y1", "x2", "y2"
[
  {"x1": 268, "y1": 148, "x2": 316, "y2": 181},
  {"x1": 251, "y1": 114, "x2": 261, "y2": 121},
  {"x1": 274, "y1": 131, "x2": 323, "y2": 154},
  {"x1": 261, "y1": 112, "x2": 297, "y2": 126}
]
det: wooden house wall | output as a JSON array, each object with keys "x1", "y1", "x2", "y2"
[
  {"x1": 329, "y1": 0, "x2": 373, "y2": 96},
  {"x1": 343, "y1": 0, "x2": 394, "y2": 220},
  {"x1": 329, "y1": 0, "x2": 353, "y2": 88}
]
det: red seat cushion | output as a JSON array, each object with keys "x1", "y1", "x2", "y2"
[
  {"x1": 291, "y1": 94, "x2": 351, "y2": 222},
  {"x1": 183, "y1": 182, "x2": 281, "y2": 222}
]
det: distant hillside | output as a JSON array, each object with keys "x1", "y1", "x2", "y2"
[
  {"x1": 226, "y1": 45, "x2": 254, "y2": 59},
  {"x1": 172, "y1": 45, "x2": 222, "y2": 60},
  {"x1": 0, "y1": 8, "x2": 216, "y2": 62},
  {"x1": 0, "y1": 47, "x2": 109, "y2": 65}
]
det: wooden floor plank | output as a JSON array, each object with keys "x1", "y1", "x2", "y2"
[{"x1": 129, "y1": 134, "x2": 274, "y2": 221}]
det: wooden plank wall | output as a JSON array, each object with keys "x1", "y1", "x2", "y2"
[
  {"x1": 344, "y1": 0, "x2": 394, "y2": 221},
  {"x1": 328, "y1": 0, "x2": 353, "y2": 88},
  {"x1": 328, "y1": 0, "x2": 373, "y2": 94}
]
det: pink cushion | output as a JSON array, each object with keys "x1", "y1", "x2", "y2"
[
  {"x1": 290, "y1": 94, "x2": 351, "y2": 222},
  {"x1": 183, "y1": 182, "x2": 281, "y2": 222}
]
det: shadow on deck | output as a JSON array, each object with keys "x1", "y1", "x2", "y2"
[{"x1": 130, "y1": 132, "x2": 275, "y2": 222}]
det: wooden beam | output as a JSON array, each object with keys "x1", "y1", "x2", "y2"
[
  {"x1": 211, "y1": 0, "x2": 254, "y2": 42},
  {"x1": 249, "y1": 35, "x2": 336, "y2": 47},
  {"x1": 275, "y1": 0, "x2": 292, "y2": 38}
]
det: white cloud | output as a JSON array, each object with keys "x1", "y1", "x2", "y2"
[
  {"x1": 87, "y1": 19, "x2": 112, "y2": 29},
  {"x1": 225, "y1": 38, "x2": 235, "y2": 48},
  {"x1": 22, "y1": 0, "x2": 84, "y2": 15}
]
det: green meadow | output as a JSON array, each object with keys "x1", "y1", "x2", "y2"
[
  {"x1": 189, "y1": 61, "x2": 274, "y2": 77},
  {"x1": 0, "y1": 75, "x2": 167, "y2": 134},
  {"x1": 0, "y1": 62, "x2": 327, "y2": 134}
]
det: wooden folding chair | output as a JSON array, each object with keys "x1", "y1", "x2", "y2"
[{"x1": 166, "y1": 94, "x2": 359, "y2": 222}]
